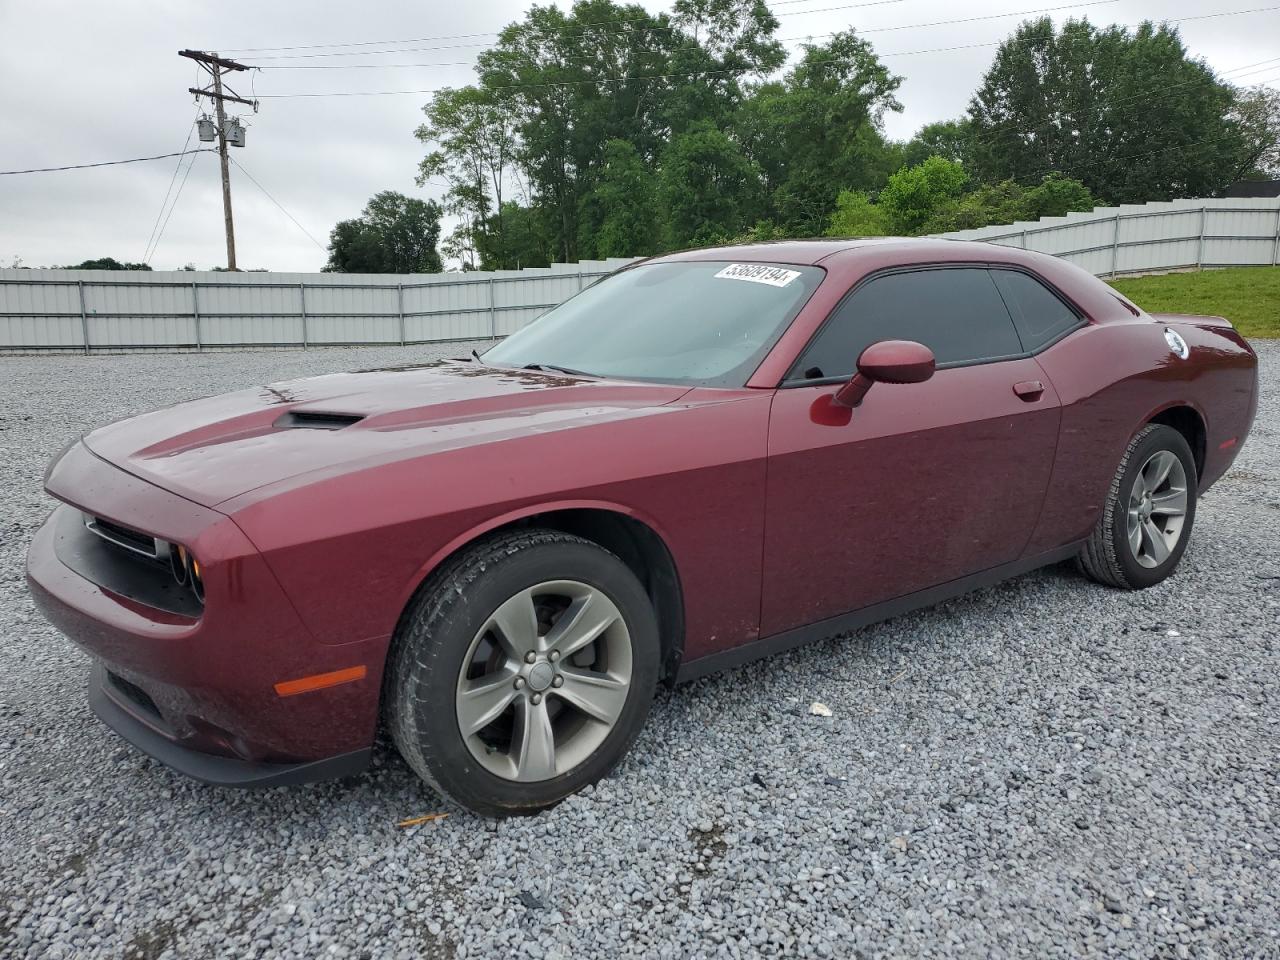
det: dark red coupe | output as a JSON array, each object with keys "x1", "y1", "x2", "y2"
[{"x1": 27, "y1": 239, "x2": 1258, "y2": 815}]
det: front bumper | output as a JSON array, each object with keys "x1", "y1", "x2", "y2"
[
  {"x1": 26, "y1": 441, "x2": 386, "y2": 783},
  {"x1": 91, "y1": 663, "x2": 371, "y2": 787}
]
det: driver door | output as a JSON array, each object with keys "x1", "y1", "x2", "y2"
[{"x1": 760, "y1": 266, "x2": 1062, "y2": 637}]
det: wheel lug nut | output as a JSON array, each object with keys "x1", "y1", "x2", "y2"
[
  {"x1": 549, "y1": 650, "x2": 560, "y2": 662},
  {"x1": 531, "y1": 693, "x2": 543, "y2": 705},
  {"x1": 552, "y1": 675, "x2": 564, "y2": 688},
  {"x1": 513, "y1": 677, "x2": 525, "y2": 690},
  {"x1": 524, "y1": 651, "x2": 537, "y2": 664}
]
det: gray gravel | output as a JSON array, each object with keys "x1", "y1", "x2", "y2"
[{"x1": 1, "y1": 341, "x2": 1277, "y2": 959}]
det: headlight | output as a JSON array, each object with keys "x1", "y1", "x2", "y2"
[
  {"x1": 189, "y1": 555, "x2": 205, "y2": 603},
  {"x1": 170, "y1": 544, "x2": 188, "y2": 585},
  {"x1": 168, "y1": 542, "x2": 204, "y2": 604}
]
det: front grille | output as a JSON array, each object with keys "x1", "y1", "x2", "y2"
[{"x1": 84, "y1": 514, "x2": 159, "y2": 559}]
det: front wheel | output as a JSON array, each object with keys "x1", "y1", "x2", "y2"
[
  {"x1": 384, "y1": 529, "x2": 660, "y2": 816},
  {"x1": 1078, "y1": 423, "x2": 1197, "y2": 590}
]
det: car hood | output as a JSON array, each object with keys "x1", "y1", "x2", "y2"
[{"x1": 81, "y1": 360, "x2": 691, "y2": 507}]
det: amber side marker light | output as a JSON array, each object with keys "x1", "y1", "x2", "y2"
[{"x1": 274, "y1": 665, "x2": 367, "y2": 697}]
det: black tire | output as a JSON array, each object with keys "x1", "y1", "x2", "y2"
[
  {"x1": 1077, "y1": 423, "x2": 1198, "y2": 590},
  {"x1": 383, "y1": 528, "x2": 660, "y2": 816}
]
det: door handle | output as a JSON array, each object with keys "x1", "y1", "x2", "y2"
[{"x1": 1013, "y1": 380, "x2": 1044, "y2": 401}]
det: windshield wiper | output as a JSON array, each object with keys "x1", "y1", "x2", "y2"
[
  {"x1": 521, "y1": 362, "x2": 595, "y2": 378},
  {"x1": 470, "y1": 349, "x2": 483, "y2": 363}
]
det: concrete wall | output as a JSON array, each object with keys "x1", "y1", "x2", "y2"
[
  {"x1": 930, "y1": 196, "x2": 1280, "y2": 277},
  {"x1": 4, "y1": 195, "x2": 1278, "y2": 353},
  {"x1": 0, "y1": 258, "x2": 638, "y2": 353}
]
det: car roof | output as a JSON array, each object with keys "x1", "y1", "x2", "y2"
[
  {"x1": 648, "y1": 238, "x2": 896, "y2": 266},
  {"x1": 639, "y1": 237, "x2": 1124, "y2": 326},
  {"x1": 649, "y1": 237, "x2": 1030, "y2": 267}
]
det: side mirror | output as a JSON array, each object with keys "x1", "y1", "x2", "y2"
[{"x1": 833, "y1": 339, "x2": 935, "y2": 408}]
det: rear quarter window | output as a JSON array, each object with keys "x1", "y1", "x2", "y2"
[{"x1": 990, "y1": 269, "x2": 1082, "y2": 351}]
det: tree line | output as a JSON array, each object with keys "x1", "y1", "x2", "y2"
[{"x1": 325, "y1": 0, "x2": 1278, "y2": 272}]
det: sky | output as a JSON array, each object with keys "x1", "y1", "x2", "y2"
[{"x1": 0, "y1": 0, "x2": 1275, "y2": 272}]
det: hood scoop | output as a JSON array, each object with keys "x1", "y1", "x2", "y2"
[{"x1": 274, "y1": 410, "x2": 365, "y2": 431}]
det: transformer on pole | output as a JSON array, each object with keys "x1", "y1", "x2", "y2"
[
  {"x1": 179, "y1": 49, "x2": 258, "y2": 271},
  {"x1": 223, "y1": 117, "x2": 246, "y2": 148}
]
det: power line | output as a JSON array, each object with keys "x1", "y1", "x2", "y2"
[
  {"x1": 944, "y1": 31, "x2": 1280, "y2": 172},
  {"x1": 0, "y1": 149, "x2": 214, "y2": 175},
  {"x1": 143, "y1": 114, "x2": 200, "y2": 264},
  {"x1": 934, "y1": 53, "x2": 1280, "y2": 191},
  {"x1": 1009, "y1": 103, "x2": 1280, "y2": 188},
  {"x1": 255, "y1": 0, "x2": 1124, "y2": 70},
  {"x1": 244, "y1": 0, "x2": 938, "y2": 61},
  {"x1": 222, "y1": 0, "x2": 909, "y2": 56},
  {"x1": 964, "y1": 56, "x2": 1280, "y2": 157},
  {"x1": 228, "y1": 156, "x2": 328, "y2": 252},
  {"x1": 854, "y1": 0, "x2": 1117, "y2": 36},
  {"x1": 417, "y1": 57, "x2": 1279, "y2": 198},
  {"x1": 147, "y1": 150, "x2": 203, "y2": 267},
  {"x1": 252, "y1": 6, "x2": 1280, "y2": 99}
]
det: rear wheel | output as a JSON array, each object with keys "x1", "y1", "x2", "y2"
[
  {"x1": 1078, "y1": 423, "x2": 1197, "y2": 590},
  {"x1": 384, "y1": 529, "x2": 660, "y2": 816}
]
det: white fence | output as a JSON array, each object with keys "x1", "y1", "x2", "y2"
[
  {"x1": 3, "y1": 196, "x2": 1278, "y2": 353},
  {"x1": 932, "y1": 196, "x2": 1280, "y2": 277},
  {"x1": 0, "y1": 259, "x2": 636, "y2": 354}
]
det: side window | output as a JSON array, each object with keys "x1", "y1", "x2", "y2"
[
  {"x1": 990, "y1": 269, "x2": 1082, "y2": 350},
  {"x1": 794, "y1": 267, "x2": 1022, "y2": 380}
]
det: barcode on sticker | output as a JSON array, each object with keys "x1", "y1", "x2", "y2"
[{"x1": 713, "y1": 263, "x2": 802, "y2": 288}]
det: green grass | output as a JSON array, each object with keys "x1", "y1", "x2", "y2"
[{"x1": 1108, "y1": 266, "x2": 1280, "y2": 338}]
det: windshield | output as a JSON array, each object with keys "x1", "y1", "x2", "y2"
[{"x1": 482, "y1": 260, "x2": 825, "y2": 387}]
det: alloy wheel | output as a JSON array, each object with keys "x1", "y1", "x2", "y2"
[
  {"x1": 1126, "y1": 449, "x2": 1189, "y2": 569},
  {"x1": 455, "y1": 580, "x2": 633, "y2": 782}
]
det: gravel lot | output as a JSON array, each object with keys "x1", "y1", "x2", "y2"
[{"x1": 1, "y1": 341, "x2": 1277, "y2": 959}]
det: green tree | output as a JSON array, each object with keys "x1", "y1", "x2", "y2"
[
  {"x1": 578, "y1": 140, "x2": 661, "y2": 258},
  {"x1": 664, "y1": 0, "x2": 786, "y2": 135},
  {"x1": 1228, "y1": 84, "x2": 1280, "y2": 180},
  {"x1": 901, "y1": 120, "x2": 974, "y2": 169},
  {"x1": 737, "y1": 31, "x2": 901, "y2": 235},
  {"x1": 477, "y1": 0, "x2": 687, "y2": 262},
  {"x1": 672, "y1": 0, "x2": 785, "y2": 76},
  {"x1": 416, "y1": 86, "x2": 519, "y2": 271},
  {"x1": 474, "y1": 202, "x2": 556, "y2": 270},
  {"x1": 877, "y1": 156, "x2": 968, "y2": 235},
  {"x1": 416, "y1": 1, "x2": 903, "y2": 258},
  {"x1": 967, "y1": 18, "x2": 1250, "y2": 203},
  {"x1": 1023, "y1": 173, "x2": 1096, "y2": 220},
  {"x1": 660, "y1": 121, "x2": 763, "y2": 247},
  {"x1": 65, "y1": 257, "x2": 151, "y2": 271},
  {"x1": 922, "y1": 179, "x2": 1028, "y2": 233},
  {"x1": 826, "y1": 190, "x2": 887, "y2": 236},
  {"x1": 324, "y1": 191, "x2": 443, "y2": 274},
  {"x1": 839, "y1": 168, "x2": 1095, "y2": 235}
]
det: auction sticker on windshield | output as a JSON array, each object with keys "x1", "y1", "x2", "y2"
[{"x1": 713, "y1": 263, "x2": 802, "y2": 287}]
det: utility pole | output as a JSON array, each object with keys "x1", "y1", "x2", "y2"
[
  {"x1": 210, "y1": 63, "x2": 237, "y2": 271},
  {"x1": 179, "y1": 49, "x2": 256, "y2": 271}
]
